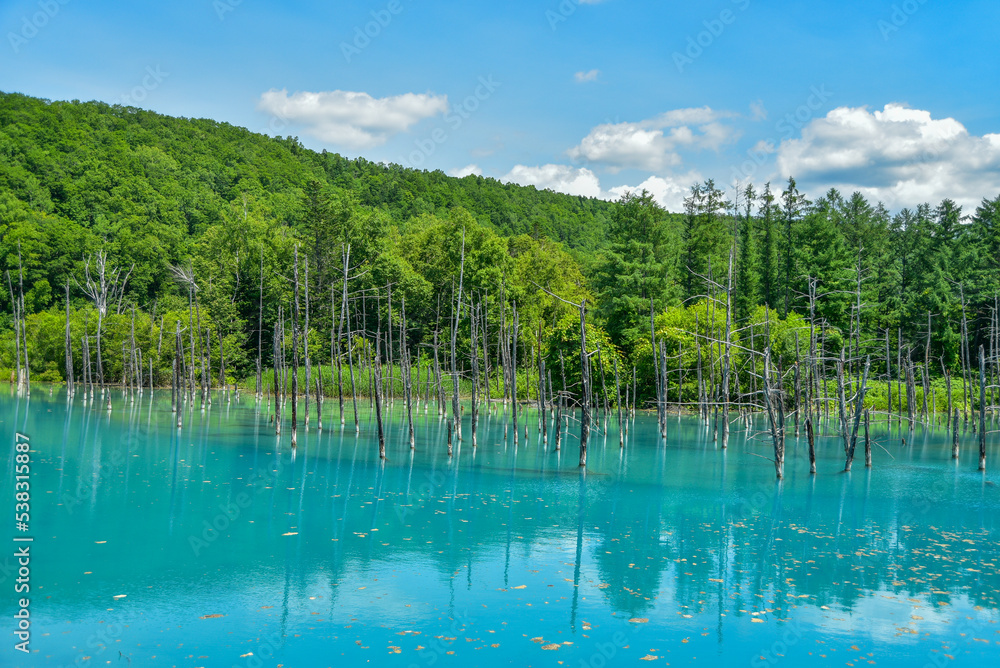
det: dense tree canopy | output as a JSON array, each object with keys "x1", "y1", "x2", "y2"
[{"x1": 2, "y1": 92, "x2": 999, "y2": 403}]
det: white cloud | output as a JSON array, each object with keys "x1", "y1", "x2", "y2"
[
  {"x1": 257, "y1": 88, "x2": 448, "y2": 150},
  {"x1": 574, "y1": 69, "x2": 600, "y2": 83},
  {"x1": 500, "y1": 163, "x2": 699, "y2": 213},
  {"x1": 775, "y1": 103, "x2": 1000, "y2": 210},
  {"x1": 501, "y1": 164, "x2": 602, "y2": 198},
  {"x1": 448, "y1": 164, "x2": 482, "y2": 178},
  {"x1": 606, "y1": 172, "x2": 702, "y2": 213},
  {"x1": 567, "y1": 107, "x2": 740, "y2": 172}
]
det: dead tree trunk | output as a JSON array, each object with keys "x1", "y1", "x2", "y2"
[
  {"x1": 257, "y1": 246, "x2": 264, "y2": 398},
  {"x1": 482, "y1": 291, "x2": 492, "y2": 409},
  {"x1": 64, "y1": 280, "x2": 74, "y2": 395},
  {"x1": 864, "y1": 409, "x2": 872, "y2": 468},
  {"x1": 613, "y1": 354, "x2": 624, "y2": 448},
  {"x1": 291, "y1": 247, "x2": 300, "y2": 448},
  {"x1": 338, "y1": 245, "x2": 352, "y2": 427},
  {"x1": 579, "y1": 300, "x2": 590, "y2": 468},
  {"x1": 387, "y1": 285, "x2": 394, "y2": 406},
  {"x1": 957, "y1": 286, "x2": 969, "y2": 424},
  {"x1": 403, "y1": 298, "x2": 415, "y2": 449},
  {"x1": 175, "y1": 322, "x2": 184, "y2": 428},
  {"x1": 451, "y1": 230, "x2": 466, "y2": 440},
  {"x1": 345, "y1": 289, "x2": 360, "y2": 434},
  {"x1": 952, "y1": 408, "x2": 960, "y2": 459},
  {"x1": 14, "y1": 249, "x2": 30, "y2": 391},
  {"x1": 844, "y1": 356, "x2": 871, "y2": 472},
  {"x1": 315, "y1": 373, "x2": 323, "y2": 432},
  {"x1": 7, "y1": 271, "x2": 21, "y2": 390},
  {"x1": 837, "y1": 349, "x2": 849, "y2": 454},
  {"x1": 659, "y1": 342, "x2": 668, "y2": 436},
  {"x1": 763, "y1": 348, "x2": 785, "y2": 479},
  {"x1": 303, "y1": 256, "x2": 311, "y2": 427},
  {"x1": 806, "y1": 418, "x2": 816, "y2": 475},
  {"x1": 793, "y1": 332, "x2": 801, "y2": 437},
  {"x1": 470, "y1": 302, "x2": 480, "y2": 448},
  {"x1": 885, "y1": 330, "x2": 892, "y2": 427},
  {"x1": 722, "y1": 245, "x2": 734, "y2": 447},
  {"x1": 333, "y1": 285, "x2": 343, "y2": 425},
  {"x1": 273, "y1": 317, "x2": 282, "y2": 435},
  {"x1": 82, "y1": 313, "x2": 91, "y2": 400},
  {"x1": 511, "y1": 305, "x2": 520, "y2": 445},
  {"x1": 979, "y1": 345, "x2": 987, "y2": 471},
  {"x1": 650, "y1": 297, "x2": 662, "y2": 433},
  {"x1": 373, "y1": 336, "x2": 386, "y2": 460},
  {"x1": 552, "y1": 371, "x2": 561, "y2": 451},
  {"x1": 597, "y1": 343, "x2": 610, "y2": 436},
  {"x1": 922, "y1": 312, "x2": 931, "y2": 421}
]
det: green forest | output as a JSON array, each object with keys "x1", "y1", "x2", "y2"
[{"x1": 1, "y1": 91, "x2": 999, "y2": 410}]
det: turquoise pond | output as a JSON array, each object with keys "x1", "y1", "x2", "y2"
[{"x1": 2, "y1": 387, "x2": 1000, "y2": 667}]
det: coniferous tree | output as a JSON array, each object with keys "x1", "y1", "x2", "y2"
[
  {"x1": 734, "y1": 183, "x2": 760, "y2": 323},
  {"x1": 593, "y1": 190, "x2": 678, "y2": 352},
  {"x1": 759, "y1": 182, "x2": 781, "y2": 312},
  {"x1": 781, "y1": 177, "x2": 809, "y2": 318}
]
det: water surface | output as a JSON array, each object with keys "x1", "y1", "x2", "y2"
[{"x1": 2, "y1": 388, "x2": 999, "y2": 667}]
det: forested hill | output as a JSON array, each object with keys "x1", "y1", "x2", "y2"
[
  {"x1": 1, "y1": 90, "x2": 1000, "y2": 392},
  {"x1": 0, "y1": 92, "x2": 614, "y2": 255}
]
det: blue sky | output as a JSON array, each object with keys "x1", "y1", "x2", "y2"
[{"x1": 2, "y1": 0, "x2": 999, "y2": 212}]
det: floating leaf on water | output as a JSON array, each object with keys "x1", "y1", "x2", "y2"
[
  {"x1": 628, "y1": 618, "x2": 648, "y2": 623},
  {"x1": 199, "y1": 614, "x2": 224, "y2": 619}
]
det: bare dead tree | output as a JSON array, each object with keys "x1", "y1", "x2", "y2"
[
  {"x1": 77, "y1": 251, "x2": 134, "y2": 400},
  {"x1": 451, "y1": 228, "x2": 466, "y2": 440},
  {"x1": 65, "y1": 279, "x2": 74, "y2": 395}
]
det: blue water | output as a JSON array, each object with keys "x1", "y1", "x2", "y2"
[{"x1": 1, "y1": 387, "x2": 999, "y2": 667}]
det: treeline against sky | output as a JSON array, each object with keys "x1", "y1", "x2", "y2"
[{"x1": 1, "y1": 92, "x2": 998, "y2": 403}]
